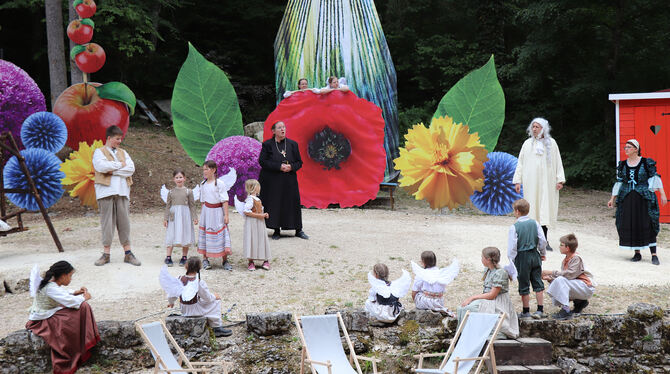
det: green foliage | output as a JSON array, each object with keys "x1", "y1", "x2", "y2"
[
  {"x1": 433, "y1": 55, "x2": 505, "y2": 150},
  {"x1": 171, "y1": 43, "x2": 244, "y2": 165}
]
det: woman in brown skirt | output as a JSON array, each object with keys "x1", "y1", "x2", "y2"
[{"x1": 26, "y1": 261, "x2": 100, "y2": 374}]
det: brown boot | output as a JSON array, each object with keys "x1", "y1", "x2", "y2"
[
  {"x1": 94, "y1": 253, "x2": 110, "y2": 266},
  {"x1": 124, "y1": 252, "x2": 141, "y2": 266}
]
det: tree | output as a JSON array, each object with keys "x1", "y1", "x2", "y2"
[{"x1": 44, "y1": 0, "x2": 67, "y2": 107}]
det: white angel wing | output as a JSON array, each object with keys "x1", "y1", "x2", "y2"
[
  {"x1": 436, "y1": 259, "x2": 460, "y2": 286},
  {"x1": 217, "y1": 168, "x2": 237, "y2": 192},
  {"x1": 160, "y1": 184, "x2": 169, "y2": 203},
  {"x1": 181, "y1": 277, "x2": 199, "y2": 302},
  {"x1": 0, "y1": 219, "x2": 10, "y2": 232},
  {"x1": 389, "y1": 269, "x2": 411, "y2": 298},
  {"x1": 192, "y1": 185, "x2": 200, "y2": 201},
  {"x1": 338, "y1": 77, "x2": 348, "y2": 86},
  {"x1": 29, "y1": 264, "x2": 42, "y2": 297},
  {"x1": 234, "y1": 196, "x2": 246, "y2": 218},
  {"x1": 368, "y1": 271, "x2": 392, "y2": 298},
  {"x1": 411, "y1": 260, "x2": 459, "y2": 286},
  {"x1": 159, "y1": 265, "x2": 183, "y2": 298}
]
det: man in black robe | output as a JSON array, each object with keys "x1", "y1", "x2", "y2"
[{"x1": 259, "y1": 121, "x2": 309, "y2": 240}]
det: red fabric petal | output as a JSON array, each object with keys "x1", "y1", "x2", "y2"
[{"x1": 264, "y1": 91, "x2": 386, "y2": 208}]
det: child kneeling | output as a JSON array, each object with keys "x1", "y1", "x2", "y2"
[{"x1": 542, "y1": 233, "x2": 595, "y2": 320}]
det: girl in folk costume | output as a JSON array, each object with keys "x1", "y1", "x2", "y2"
[
  {"x1": 411, "y1": 251, "x2": 460, "y2": 316},
  {"x1": 458, "y1": 247, "x2": 519, "y2": 338},
  {"x1": 234, "y1": 179, "x2": 272, "y2": 271},
  {"x1": 160, "y1": 257, "x2": 232, "y2": 337},
  {"x1": 27, "y1": 262, "x2": 100, "y2": 374},
  {"x1": 365, "y1": 263, "x2": 411, "y2": 323},
  {"x1": 161, "y1": 169, "x2": 197, "y2": 267},
  {"x1": 198, "y1": 161, "x2": 236, "y2": 270}
]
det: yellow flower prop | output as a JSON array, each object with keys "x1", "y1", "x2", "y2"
[
  {"x1": 394, "y1": 116, "x2": 488, "y2": 210},
  {"x1": 60, "y1": 140, "x2": 103, "y2": 209}
]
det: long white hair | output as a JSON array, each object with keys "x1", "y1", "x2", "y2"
[
  {"x1": 526, "y1": 117, "x2": 551, "y2": 139},
  {"x1": 526, "y1": 117, "x2": 553, "y2": 164}
]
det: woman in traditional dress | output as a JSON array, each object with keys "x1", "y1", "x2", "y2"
[
  {"x1": 513, "y1": 118, "x2": 565, "y2": 250},
  {"x1": 607, "y1": 139, "x2": 667, "y2": 264},
  {"x1": 26, "y1": 261, "x2": 100, "y2": 374}
]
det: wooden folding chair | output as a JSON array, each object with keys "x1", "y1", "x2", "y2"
[
  {"x1": 294, "y1": 312, "x2": 380, "y2": 374},
  {"x1": 413, "y1": 311, "x2": 506, "y2": 374},
  {"x1": 135, "y1": 320, "x2": 233, "y2": 373}
]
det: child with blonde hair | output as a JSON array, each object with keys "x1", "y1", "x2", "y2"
[
  {"x1": 458, "y1": 247, "x2": 519, "y2": 338},
  {"x1": 241, "y1": 179, "x2": 272, "y2": 271},
  {"x1": 411, "y1": 250, "x2": 459, "y2": 316}
]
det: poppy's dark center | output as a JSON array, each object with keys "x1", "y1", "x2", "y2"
[{"x1": 307, "y1": 126, "x2": 351, "y2": 170}]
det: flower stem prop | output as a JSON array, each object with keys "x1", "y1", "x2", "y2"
[{"x1": 394, "y1": 116, "x2": 488, "y2": 210}]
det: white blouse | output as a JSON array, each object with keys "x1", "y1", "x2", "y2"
[
  {"x1": 200, "y1": 180, "x2": 228, "y2": 204},
  {"x1": 28, "y1": 282, "x2": 85, "y2": 321}
]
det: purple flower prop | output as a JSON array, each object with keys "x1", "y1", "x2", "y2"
[
  {"x1": 206, "y1": 135, "x2": 262, "y2": 202},
  {"x1": 4, "y1": 148, "x2": 64, "y2": 211},
  {"x1": 0, "y1": 60, "x2": 47, "y2": 156},
  {"x1": 470, "y1": 151, "x2": 523, "y2": 216}
]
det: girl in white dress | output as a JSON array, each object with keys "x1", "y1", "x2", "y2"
[
  {"x1": 411, "y1": 251, "x2": 460, "y2": 316},
  {"x1": 458, "y1": 247, "x2": 519, "y2": 338},
  {"x1": 198, "y1": 160, "x2": 232, "y2": 270},
  {"x1": 365, "y1": 263, "x2": 411, "y2": 323},
  {"x1": 241, "y1": 179, "x2": 272, "y2": 271},
  {"x1": 163, "y1": 169, "x2": 197, "y2": 267},
  {"x1": 161, "y1": 257, "x2": 232, "y2": 337}
]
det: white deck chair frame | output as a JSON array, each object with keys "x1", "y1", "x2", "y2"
[
  {"x1": 135, "y1": 319, "x2": 233, "y2": 373},
  {"x1": 413, "y1": 311, "x2": 506, "y2": 374},
  {"x1": 294, "y1": 312, "x2": 381, "y2": 374}
]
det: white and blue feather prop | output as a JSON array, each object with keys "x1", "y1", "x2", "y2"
[
  {"x1": 158, "y1": 265, "x2": 198, "y2": 302},
  {"x1": 411, "y1": 259, "x2": 460, "y2": 286},
  {"x1": 368, "y1": 269, "x2": 411, "y2": 298}
]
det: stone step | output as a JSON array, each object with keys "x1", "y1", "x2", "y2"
[
  {"x1": 494, "y1": 365, "x2": 562, "y2": 374},
  {"x1": 496, "y1": 365, "x2": 532, "y2": 374},
  {"x1": 493, "y1": 338, "x2": 553, "y2": 366},
  {"x1": 526, "y1": 365, "x2": 563, "y2": 373}
]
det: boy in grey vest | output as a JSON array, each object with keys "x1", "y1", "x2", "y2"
[{"x1": 507, "y1": 199, "x2": 547, "y2": 319}]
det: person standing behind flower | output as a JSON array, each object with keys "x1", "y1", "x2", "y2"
[
  {"x1": 513, "y1": 118, "x2": 565, "y2": 250},
  {"x1": 259, "y1": 121, "x2": 308, "y2": 240},
  {"x1": 283, "y1": 78, "x2": 319, "y2": 98},
  {"x1": 319, "y1": 76, "x2": 350, "y2": 94}
]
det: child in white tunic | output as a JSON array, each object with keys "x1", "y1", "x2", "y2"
[
  {"x1": 198, "y1": 161, "x2": 232, "y2": 270},
  {"x1": 163, "y1": 169, "x2": 197, "y2": 267},
  {"x1": 163, "y1": 257, "x2": 232, "y2": 337},
  {"x1": 543, "y1": 233, "x2": 595, "y2": 320},
  {"x1": 365, "y1": 263, "x2": 411, "y2": 323},
  {"x1": 411, "y1": 251, "x2": 459, "y2": 316},
  {"x1": 458, "y1": 247, "x2": 519, "y2": 338},
  {"x1": 241, "y1": 179, "x2": 272, "y2": 271}
]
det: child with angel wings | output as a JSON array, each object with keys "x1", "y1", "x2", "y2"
[
  {"x1": 411, "y1": 251, "x2": 460, "y2": 316},
  {"x1": 160, "y1": 169, "x2": 197, "y2": 267},
  {"x1": 159, "y1": 257, "x2": 232, "y2": 337},
  {"x1": 365, "y1": 264, "x2": 411, "y2": 323}
]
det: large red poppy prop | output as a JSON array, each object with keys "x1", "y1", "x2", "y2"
[{"x1": 263, "y1": 91, "x2": 386, "y2": 208}]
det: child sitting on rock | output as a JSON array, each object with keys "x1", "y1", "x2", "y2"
[
  {"x1": 543, "y1": 233, "x2": 595, "y2": 320},
  {"x1": 365, "y1": 263, "x2": 410, "y2": 323},
  {"x1": 411, "y1": 250, "x2": 459, "y2": 316}
]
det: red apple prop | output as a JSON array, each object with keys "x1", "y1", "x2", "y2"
[
  {"x1": 72, "y1": 43, "x2": 106, "y2": 73},
  {"x1": 53, "y1": 83, "x2": 129, "y2": 150},
  {"x1": 74, "y1": 0, "x2": 97, "y2": 18},
  {"x1": 67, "y1": 19, "x2": 94, "y2": 45}
]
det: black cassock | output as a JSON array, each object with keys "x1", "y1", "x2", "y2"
[{"x1": 258, "y1": 137, "x2": 303, "y2": 230}]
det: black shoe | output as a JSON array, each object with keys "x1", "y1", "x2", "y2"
[
  {"x1": 652, "y1": 256, "x2": 660, "y2": 265},
  {"x1": 631, "y1": 252, "x2": 642, "y2": 262},
  {"x1": 164, "y1": 257, "x2": 173, "y2": 267},
  {"x1": 271, "y1": 230, "x2": 280, "y2": 240},
  {"x1": 212, "y1": 327, "x2": 232, "y2": 337},
  {"x1": 552, "y1": 309, "x2": 572, "y2": 320},
  {"x1": 546, "y1": 244, "x2": 553, "y2": 252},
  {"x1": 179, "y1": 256, "x2": 187, "y2": 266},
  {"x1": 295, "y1": 230, "x2": 309, "y2": 240},
  {"x1": 572, "y1": 300, "x2": 589, "y2": 314}
]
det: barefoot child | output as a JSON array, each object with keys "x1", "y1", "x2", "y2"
[
  {"x1": 365, "y1": 263, "x2": 411, "y2": 323},
  {"x1": 160, "y1": 257, "x2": 232, "y2": 337},
  {"x1": 198, "y1": 161, "x2": 232, "y2": 271},
  {"x1": 163, "y1": 169, "x2": 197, "y2": 267},
  {"x1": 543, "y1": 233, "x2": 595, "y2": 320},
  {"x1": 240, "y1": 179, "x2": 272, "y2": 271},
  {"x1": 411, "y1": 251, "x2": 459, "y2": 316},
  {"x1": 508, "y1": 199, "x2": 547, "y2": 319},
  {"x1": 458, "y1": 247, "x2": 519, "y2": 338}
]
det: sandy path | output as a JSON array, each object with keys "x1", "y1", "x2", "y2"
[{"x1": 1, "y1": 205, "x2": 669, "y2": 339}]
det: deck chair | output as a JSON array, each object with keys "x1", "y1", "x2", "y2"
[
  {"x1": 413, "y1": 311, "x2": 505, "y2": 374},
  {"x1": 135, "y1": 320, "x2": 233, "y2": 373},
  {"x1": 294, "y1": 312, "x2": 381, "y2": 374}
]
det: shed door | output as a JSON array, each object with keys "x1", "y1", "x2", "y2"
[{"x1": 634, "y1": 104, "x2": 670, "y2": 222}]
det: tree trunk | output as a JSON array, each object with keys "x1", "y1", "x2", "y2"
[
  {"x1": 68, "y1": 1, "x2": 83, "y2": 85},
  {"x1": 45, "y1": 0, "x2": 68, "y2": 108}
]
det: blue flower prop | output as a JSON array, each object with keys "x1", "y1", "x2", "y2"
[
  {"x1": 4, "y1": 148, "x2": 64, "y2": 211},
  {"x1": 21, "y1": 112, "x2": 68, "y2": 153},
  {"x1": 470, "y1": 152, "x2": 523, "y2": 216}
]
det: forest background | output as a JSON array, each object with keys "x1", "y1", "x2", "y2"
[{"x1": 2, "y1": 0, "x2": 670, "y2": 189}]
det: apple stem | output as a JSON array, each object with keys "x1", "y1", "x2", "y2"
[{"x1": 83, "y1": 80, "x2": 90, "y2": 105}]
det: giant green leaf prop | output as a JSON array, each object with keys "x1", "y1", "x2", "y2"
[
  {"x1": 433, "y1": 55, "x2": 505, "y2": 151},
  {"x1": 171, "y1": 43, "x2": 243, "y2": 165}
]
